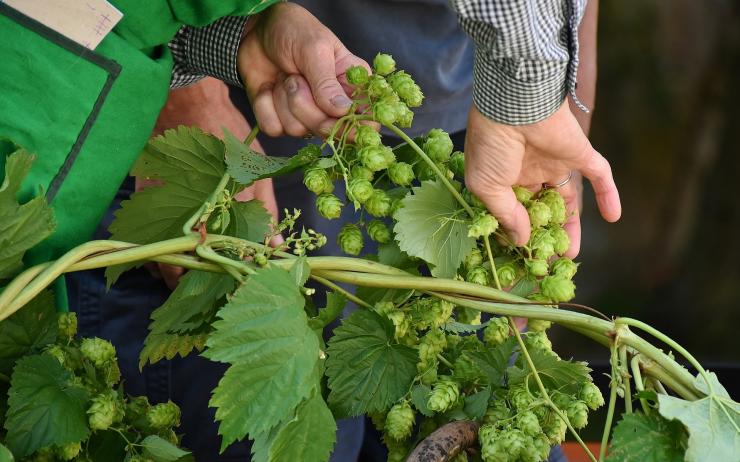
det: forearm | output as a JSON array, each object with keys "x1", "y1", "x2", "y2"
[{"x1": 569, "y1": 0, "x2": 598, "y2": 135}]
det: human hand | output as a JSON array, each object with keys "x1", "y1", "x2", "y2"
[
  {"x1": 464, "y1": 101, "x2": 620, "y2": 258},
  {"x1": 238, "y1": 2, "x2": 369, "y2": 137}
]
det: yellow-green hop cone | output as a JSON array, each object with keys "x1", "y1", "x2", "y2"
[
  {"x1": 387, "y1": 310, "x2": 411, "y2": 340},
  {"x1": 303, "y1": 168, "x2": 334, "y2": 195},
  {"x1": 80, "y1": 337, "x2": 116, "y2": 367},
  {"x1": 55, "y1": 441, "x2": 82, "y2": 461},
  {"x1": 57, "y1": 312, "x2": 78, "y2": 341},
  {"x1": 508, "y1": 385, "x2": 534, "y2": 411},
  {"x1": 496, "y1": 262, "x2": 519, "y2": 287},
  {"x1": 524, "y1": 331, "x2": 553, "y2": 353},
  {"x1": 466, "y1": 266, "x2": 491, "y2": 286},
  {"x1": 88, "y1": 390, "x2": 123, "y2": 431},
  {"x1": 513, "y1": 185, "x2": 534, "y2": 204},
  {"x1": 346, "y1": 65, "x2": 369, "y2": 85},
  {"x1": 550, "y1": 227, "x2": 570, "y2": 256},
  {"x1": 367, "y1": 219, "x2": 392, "y2": 244},
  {"x1": 540, "y1": 275, "x2": 575, "y2": 302},
  {"x1": 359, "y1": 146, "x2": 391, "y2": 172},
  {"x1": 527, "y1": 201, "x2": 552, "y2": 229},
  {"x1": 348, "y1": 178, "x2": 374, "y2": 204},
  {"x1": 316, "y1": 193, "x2": 344, "y2": 219},
  {"x1": 449, "y1": 151, "x2": 465, "y2": 177},
  {"x1": 483, "y1": 317, "x2": 510, "y2": 346},
  {"x1": 337, "y1": 224, "x2": 364, "y2": 255},
  {"x1": 388, "y1": 161, "x2": 415, "y2": 186},
  {"x1": 395, "y1": 104, "x2": 415, "y2": 127},
  {"x1": 468, "y1": 212, "x2": 499, "y2": 239},
  {"x1": 550, "y1": 258, "x2": 578, "y2": 279},
  {"x1": 373, "y1": 53, "x2": 396, "y2": 75},
  {"x1": 543, "y1": 415, "x2": 568, "y2": 444},
  {"x1": 566, "y1": 400, "x2": 589, "y2": 429},
  {"x1": 517, "y1": 411, "x2": 542, "y2": 436},
  {"x1": 483, "y1": 400, "x2": 511, "y2": 424},
  {"x1": 539, "y1": 189, "x2": 567, "y2": 225},
  {"x1": 427, "y1": 378, "x2": 460, "y2": 413},
  {"x1": 350, "y1": 165, "x2": 374, "y2": 181},
  {"x1": 355, "y1": 124, "x2": 381, "y2": 147},
  {"x1": 31, "y1": 447, "x2": 56, "y2": 462},
  {"x1": 385, "y1": 401, "x2": 415, "y2": 441},
  {"x1": 525, "y1": 258, "x2": 549, "y2": 277},
  {"x1": 365, "y1": 190, "x2": 392, "y2": 217},
  {"x1": 147, "y1": 401, "x2": 181, "y2": 430},
  {"x1": 423, "y1": 128, "x2": 454, "y2": 163},
  {"x1": 527, "y1": 318, "x2": 552, "y2": 332},
  {"x1": 464, "y1": 248, "x2": 484, "y2": 269},
  {"x1": 367, "y1": 74, "x2": 392, "y2": 98},
  {"x1": 372, "y1": 101, "x2": 398, "y2": 125},
  {"x1": 580, "y1": 381, "x2": 605, "y2": 410}
]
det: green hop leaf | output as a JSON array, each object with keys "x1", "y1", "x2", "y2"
[
  {"x1": 0, "y1": 291, "x2": 57, "y2": 377},
  {"x1": 346, "y1": 65, "x2": 369, "y2": 85},
  {"x1": 468, "y1": 212, "x2": 499, "y2": 239},
  {"x1": 367, "y1": 219, "x2": 392, "y2": 244},
  {"x1": 449, "y1": 151, "x2": 465, "y2": 177},
  {"x1": 337, "y1": 223, "x2": 364, "y2": 255},
  {"x1": 540, "y1": 275, "x2": 576, "y2": 302},
  {"x1": 373, "y1": 53, "x2": 396, "y2": 76},
  {"x1": 79, "y1": 337, "x2": 116, "y2": 368},
  {"x1": 483, "y1": 317, "x2": 510, "y2": 347},
  {"x1": 388, "y1": 162, "x2": 415, "y2": 186},
  {"x1": 355, "y1": 125, "x2": 381, "y2": 147},
  {"x1": 527, "y1": 201, "x2": 552, "y2": 229},
  {"x1": 326, "y1": 310, "x2": 417, "y2": 417},
  {"x1": 606, "y1": 413, "x2": 687, "y2": 462},
  {"x1": 303, "y1": 168, "x2": 334, "y2": 195},
  {"x1": 550, "y1": 258, "x2": 578, "y2": 279},
  {"x1": 316, "y1": 193, "x2": 344, "y2": 219},
  {"x1": 508, "y1": 350, "x2": 591, "y2": 396},
  {"x1": 423, "y1": 129, "x2": 454, "y2": 163},
  {"x1": 427, "y1": 378, "x2": 460, "y2": 413},
  {"x1": 385, "y1": 401, "x2": 415, "y2": 441},
  {"x1": 365, "y1": 190, "x2": 392, "y2": 217},
  {"x1": 140, "y1": 435, "x2": 190, "y2": 462}
]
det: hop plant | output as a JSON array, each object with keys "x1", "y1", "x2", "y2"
[
  {"x1": 479, "y1": 425, "x2": 505, "y2": 462},
  {"x1": 365, "y1": 190, "x2": 392, "y2": 217},
  {"x1": 367, "y1": 75, "x2": 392, "y2": 98},
  {"x1": 580, "y1": 382, "x2": 605, "y2": 410},
  {"x1": 540, "y1": 275, "x2": 576, "y2": 302},
  {"x1": 367, "y1": 219, "x2": 392, "y2": 244},
  {"x1": 483, "y1": 400, "x2": 511, "y2": 424},
  {"x1": 525, "y1": 331, "x2": 553, "y2": 353},
  {"x1": 517, "y1": 411, "x2": 542, "y2": 436},
  {"x1": 316, "y1": 193, "x2": 344, "y2": 219},
  {"x1": 525, "y1": 258, "x2": 549, "y2": 277},
  {"x1": 359, "y1": 146, "x2": 393, "y2": 172},
  {"x1": 532, "y1": 433, "x2": 552, "y2": 461},
  {"x1": 468, "y1": 212, "x2": 499, "y2": 239},
  {"x1": 452, "y1": 354, "x2": 480, "y2": 382},
  {"x1": 348, "y1": 178, "x2": 374, "y2": 204},
  {"x1": 527, "y1": 318, "x2": 552, "y2": 332},
  {"x1": 449, "y1": 151, "x2": 465, "y2": 177},
  {"x1": 423, "y1": 129, "x2": 454, "y2": 163},
  {"x1": 80, "y1": 337, "x2": 116, "y2": 368},
  {"x1": 496, "y1": 261, "x2": 519, "y2": 287},
  {"x1": 303, "y1": 168, "x2": 334, "y2": 195},
  {"x1": 417, "y1": 328, "x2": 447, "y2": 368},
  {"x1": 57, "y1": 312, "x2": 77, "y2": 341},
  {"x1": 387, "y1": 310, "x2": 411, "y2": 340},
  {"x1": 88, "y1": 390, "x2": 123, "y2": 431},
  {"x1": 55, "y1": 441, "x2": 81, "y2": 461},
  {"x1": 385, "y1": 401, "x2": 415, "y2": 441},
  {"x1": 100, "y1": 360, "x2": 121, "y2": 386},
  {"x1": 550, "y1": 258, "x2": 578, "y2": 279},
  {"x1": 543, "y1": 414, "x2": 568, "y2": 444},
  {"x1": 414, "y1": 161, "x2": 437, "y2": 181},
  {"x1": 395, "y1": 104, "x2": 415, "y2": 127},
  {"x1": 513, "y1": 186, "x2": 534, "y2": 204},
  {"x1": 427, "y1": 378, "x2": 460, "y2": 413},
  {"x1": 373, "y1": 101, "x2": 398, "y2": 126},
  {"x1": 529, "y1": 228, "x2": 557, "y2": 261},
  {"x1": 566, "y1": 400, "x2": 589, "y2": 429},
  {"x1": 500, "y1": 428, "x2": 528, "y2": 459},
  {"x1": 350, "y1": 165, "x2": 374, "y2": 181},
  {"x1": 373, "y1": 53, "x2": 396, "y2": 75},
  {"x1": 483, "y1": 317, "x2": 510, "y2": 346},
  {"x1": 387, "y1": 71, "x2": 424, "y2": 107},
  {"x1": 527, "y1": 201, "x2": 552, "y2": 229},
  {"x1": 125, "y1": 396, "x2": 151, "y2": 423},
  {"x1": 539, "y1": 189, "x2": 567, "y2": 225},
  {"x1": 508, "y1": 385, "x2": 534, "y2": 411},
  {"x1": 346, "y1": 65, "x2": 369, "y2": 85},
  {"x1": 466, "y1": 266, "x2": 490, "y2": 286},
  {"x1": 465, "y1": 248, "x2": 484, "y2": 269},
  {"x1": 45, "y1": 344, "x2": 68, "y2": 367},
  {"x1": 456, "y1": 307, "x2": 481, "y2": 325},
  {"x1": 551, "y1": 227, "x2": 570, "y2": 256},
  {"x1": 355, "y1": 124, "x2": 381, "y2": 147},
  {"x1": 337, "y1": 224, "x2": 364, "y2": 255},
  {"x1": 147, "y1": 401, "x2": 181, "y2": 430},
  {"x1": 388, "y1": 161, "x2": 415, "y2": 186}
]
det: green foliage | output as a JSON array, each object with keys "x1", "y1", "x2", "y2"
[
  {"x1": 203, "y1": 265, "x2": 320, "y2": 450},
  {"x1": 0, "y1": 444, "x2": 13, "y2": 462},
  {"x1": 0, "y1": 291, "x2": 57, "y2": 377},
  {"x1": 606, "y1": 413, "x2": 687, "y2": 462},
  {"x1": 326, "y1": 310, "x2": 417, "y2": 417},
  {"x1": 394, "y1": 180, "x2": 475, "y2": 277},
  {"x1": 224, "y1": 200, "x2": 272, "y2": 243},
  {"x1": 4, "y1": 354, "x2": 90, "y2": 457},
  {"x1": 0, "y1": 149, "x2": 55, "y2": 279},
  {"x1": 465, "y1": 337, "x2": 516, "y2": 387},
  {"x1": 508, "y1": 349, "x2": 591, "y2": 396},
  {"x1": 140, "y1": 435, "x2": 191, "y2": 462},
  {"x1": 139, "y1": 332, "x2": 208, "y2": 368}
]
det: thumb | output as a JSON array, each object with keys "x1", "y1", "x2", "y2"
[
  {"x1": 298, "y1": 43, "x2": 355, "y2": 117},
  {"x1": 471, "y1": 183, "x2": 532, "y2": 246}
]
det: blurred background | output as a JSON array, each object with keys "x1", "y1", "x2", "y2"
[{"x1": 553, "y1": 0, "x2": 739, "y2": 381}]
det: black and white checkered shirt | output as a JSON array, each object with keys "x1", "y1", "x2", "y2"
[{"x1": 451, "y1": 0, "x2": 587, "y2": 125}]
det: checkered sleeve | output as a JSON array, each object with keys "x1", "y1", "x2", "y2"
[
  {"x1": 451, "y1": 0, "x2": 587, "y2": 125},
  {"x1": 169, "y1": 16, "x2": 249, "y2": 89}
]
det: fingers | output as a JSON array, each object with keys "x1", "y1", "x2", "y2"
[
  {"x1": 158, "y1": 264, "x2": 185, "y2": 291},
  {"x1": 298, "y1": 44, "x2": 353, "y2": 117},
  {"x1": 470, "y1": 181, "x2": 532, "y2": 246},
  {"x1": 282, "y1": 74, "x2": 338, "y2": 136},
  {"x1": 273, "y1": 78, "x2": 309, "y2": 137},
  {"x1": 253, "y1": 83, "x2": 283, "y2": 137},
  {"x1": 557, "y1": 178, "x2": 582, "y2": 258},
  {"x1": 579, "y1": 148, "x2": 622, "y2": 223}
]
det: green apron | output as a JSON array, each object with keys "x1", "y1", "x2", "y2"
[{"x1": 0, "y1": 0, "x2": 278, "y2": 302}]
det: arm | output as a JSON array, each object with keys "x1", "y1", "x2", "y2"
[{"x1": 453, "y1": 0, "x2": 619, "y2": 255}]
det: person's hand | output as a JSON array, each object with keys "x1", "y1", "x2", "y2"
[
  {"x1": 143, "y1": 78, "x2": 281, "y2": 289},
  {"x1": 464, "y1": 101, "x2": 621, "y2": 258},
  {"x1": 238, "y1": 2, "x2": 369, "y2": 137}
]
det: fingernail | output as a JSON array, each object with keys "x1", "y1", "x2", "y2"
[
  {"x1": 508, "y1": 230, "x2": 521, "y2": 245},
  {"x1": 284, "y1": 76, "x2": 298, "y2": 93},
  {"x1": 330, "y1": 95, "x2": 352, "y2": 108}
]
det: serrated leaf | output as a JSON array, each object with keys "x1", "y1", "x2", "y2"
[
  {"x1": 507, "y1": 349, "x2": 591, "y2": 395},
  {"x1": 466, "y1": 336, "x2": 516, "y2": 386},
  {"x1": 0, "y1": 149, "x2": 55, "y2": 279},
  {"x1": 4, "y1": 354, "x2": 90, "y2": 457},
  {"x1": 0, "y1": 291, "x2": 57, "y2": 376},
  {"x1": 252, "y1": 392, "x2": 336, "y2": 462},
  {"x1": 224, "y1": 130, "x2": 317, "y2": 186},
  {"x1": 288, "y1": 255, "x2": 311, "y2": 287},
  {"x1": 203, "y1": 265, "x2": 320, "y2": 450},
  {"x1": 139, "y1": 332, "x2": 208, "y2": 369},
  {"x1": 106, "y1": 127, "x2": 228, "y2": 285},
  {"x1": 464, "y1": 387, "x2": 492, "y2": 420},
  {"x1": 393, "y1": 180, "x2": 474, "y2": 278},
  {"x1": 225, "y1": 199, "x2": 272, "y2": 243},
  {"x1": 411, "y1": 385, "x2": 434, "y2": 417},
  {"x1": 606, "y1": 413, "x2": 687, "y2": 462},
  {"x1": 309, "y1": 292, "x2": 347, "y2": 330},
  {"x1": 442, "y1": 320, "x2": 489, "y2": 334},
  {"x1": 141, "y1": 435, "x2": 191, "y2": 461},
  {"x1": 325, "y1": 310, "x2": 418, "y2": 417},
  {"x1": 657, "y1": 375, "x2": 740, "y2": 462},
  {"x1": 0, "y1": 444, "x2": 13, "y2": 462},
  {"x1": 509, "y1": 277, "x2": 538, "y2": 298}
]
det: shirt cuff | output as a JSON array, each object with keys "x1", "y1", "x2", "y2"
[
  {"x1": 169, "y1": 16, "x2": 248, "y2": 89},
  {"x1": 472, "y1": 48, "x2": 568, "y2": 125}
]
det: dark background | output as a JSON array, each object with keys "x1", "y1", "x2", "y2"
[{"x1": 551, "y1": 0, "x2": 740, "y2": 398}]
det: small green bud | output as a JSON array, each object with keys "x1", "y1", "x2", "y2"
[
  {"x1": 367, "y1": 75, "x2": 392, "y2": 98},
  {"x1": 254, "y1": 254, "x2": 268, "y2": 266},
  {"x1": 525, "y1": 258, "x2": 549, "y2": 277},
  {"x1": 57, "y1": 312, "x2": 77, "y2": 341},
  {"x1": 80, "y1": 337, "x2": 116, "y2": 368},
  {"x1": 350, "y1": 165, "x2": 374, "y2": 181},
  {"x1": 355, "y1": 125, "x2": 381, "y2": 147},
  {"x1": 345, "y1": 65, "x2": 369, "y2": 85},
  {"x1": 348, "y1": 178, "x2": 374, "y2": 204},
  {"x1": 337, "y1": 224, "x2": 364, "y2": 255},
  {"x1": 527, "y1": 318, "x2": 552, "y2": 332},
  {"x1": 56, "y1": 441, "x2": 82, "y2": 461},
  {"x1": 483, "y1": 317, "x2": 510, "y2": 346},
  {"x1": 365, "y1": 190, "x2": 392, "y2": 217},
  {"x1": 373, "y1": 101, "x2": 398, "y2": 126},
  {"x1": 385, "y1": 401, "x2": 415, "y2": 441},
  {"x1": 423, "y1": 128, "x2": 454, "y2": 163},
  {"x1": 316, "y1": 193, "x2": 344, "y2": 219},
  {"x1": 539, "y1": 189, "x2": 567, "y2": 225},
  {"x1": 496, "y1": 262, "x2": 519, "y2": 287},
  {"x1": 465, "y1": 248, "x2": 484, "y2": 268},
  {"x1": 359, "y1": 146, "x2": 393, "y2": 172},
  {"x1": 551, "y1": 227, "x2": 570, "y2": 255},
  {"x1": 551, "y1": 258, "x2": 578, "y2": 279},
  {"x1": 303, "y1": 168, "x2": 334, "y2": 195},
  {"x1": 427, "y1": 378, "x2": 460, "y2": 413},
  {"x1": 567, "y1": 400, "x2": 589, "y2": 429},
  {"x1": 373, "y1": 53, "x2": 396, "y2": 76},
  {"x1": 527, "y1": 201, "x2": 552, "y2": 228},
  {"x1": 540, "y1": 275, "x2": 576, "y2": 302},
  {"x1": 580, "y1": 382, "x2": 605, "y2": 410},
  {"x1": 147, "y1": 401, "x2": 181, "y2": 429},
  {"x1": 388, "y1": 162, "x2": 415, "y2": 186},
  {"x1": 517, "y1": 411, "x2": 541, "y2": 436},
  {"x1": 513, "y1": 186, "x2": 533, "y2": 204},
  {"x1": 449, "y1": 151, "x2": 465, "y2": 177},
  {"x1": 468, "y1": 212, "x2": 499, "y2": 238},
  {"x1": 367, "y1": 219, "x2": 392, "y2": 244},
  {"x1": 466, "y1": 266, "x2": 490, "y2": 286}
]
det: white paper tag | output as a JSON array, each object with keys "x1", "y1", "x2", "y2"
[{"x1": 2, "y1": 0, "x2": 123, "y2": 50}]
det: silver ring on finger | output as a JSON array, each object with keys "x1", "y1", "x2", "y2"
[{"x1": 542, "y1": 171, "x2": 573, "y2": 189}]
